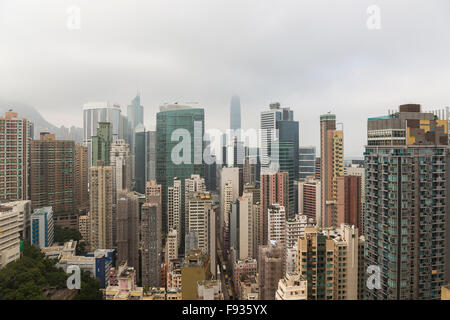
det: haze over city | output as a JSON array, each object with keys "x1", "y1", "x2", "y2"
[{"x1": 1, "y1": 0, "x2": 450, "y2": 158}]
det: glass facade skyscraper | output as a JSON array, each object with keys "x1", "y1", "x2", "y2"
[
  {"x1": 299, "y1": 146, "x2": 316, "y2": 179},
  {"x1": 156, "y1": 104, "x2": 205, "y2": 245}
]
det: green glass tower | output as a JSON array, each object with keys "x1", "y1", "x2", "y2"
[
  {"x1": 156, "y1": 104, "x2": 205, "y2": 247},
  {"x1": 92, "y1": 122, "x2": 112, "y2": 166}
]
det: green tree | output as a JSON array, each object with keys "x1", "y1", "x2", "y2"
[
  {"x1": 0, "y1": 244, "x2": 68, "y2": 300},
  {"x1": 76, "y1": 271, "x2": 102, "y2": 300},
  {"x1": 54, "y1": 226, "x2": 82, "y2": 244}
]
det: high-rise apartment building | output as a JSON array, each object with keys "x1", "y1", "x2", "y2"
[
  {"x1": 258, "y1": 241, "x2": 284, "y2": 300},
  {"x1": 116, "y1": 191, "x2": 139, "y2": 271},
  {"x1": 74, "y1": 144, "x2": 89, "y2": 213},
  {"x1": 297, "y1": 225, "x2": 363, "y2": 300},
  {"x1": 285, "y1": 213, "x2": 315, "y2": 249},
  {"x1": 185, "y1": 174, "x2": 206, "y2": 236},
  {"x1": 110, "y1": 139, "x2": 132, "y2": 193},
  {"x1": 297, "y1": 176, "x2": 321, "y2": 223},
  {"x1": 220, "y1": 167, "x2": 240, "y2": 249},
  {"x1": 267, "y1": 204, "x2": 286, "y2": 250},
  {"x1": 78, "y1": 213, "x2": 89, "y2": 244},
  {"x1": 336, "y1": 175, "x2": 362, "y2": 231},
  {"x1": 30, "y1": 132, "x2": 76, "y2": 228},
  {"x1": 141, "y1": 180, "x2": 162, "y2": 287},
  {"x1": 186, "y1": 192, "x2": 212, "y2": 255},
  {"x1": 260, "y1": 171, "x2": 289, "y2": 246},
  {"x1": 344, "y1": 164, "x2": 365, "y2": 203},
  {"x1": 230, "y1": 192, "x2": 255, "y2": 260},
  {"x1": 167, "y1": 178, "x2": 182, "y2": 247},
  {"x1": 156, "y1": 104, "x2": 205, "y2": 241},
  {"x1": 165, "y1": 229, "x2": 178, "y2": 265},
  {"x1": 31, "y1": 207, "x2": 54, "y2": 249},
  {"x1": 0, "y1": 112, "x2": 32, "y2": 202},
  {"x1": 320, "y1": 113, "x2": 344, "y2": 228},
  {"x1": 141, "y1": 202, "x2": 162, "y2": 287},
  {"x1": 89, "y1": 163, "x2": 114, "y2": 251},
  {"x1": 365, "y1": 104, "x2": 450, "y2": 300}
]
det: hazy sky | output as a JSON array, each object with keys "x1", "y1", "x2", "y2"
[{"x1": 1, "y1": 0, "x2": 450, "y2": 157}]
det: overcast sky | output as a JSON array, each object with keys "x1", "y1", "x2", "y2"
[{"x1": 1, "y1": 0, "x2": 449, "y2": 157}]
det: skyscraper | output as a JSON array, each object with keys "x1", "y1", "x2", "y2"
[
  {"x1": 365, "y1": 104, "x2": 450, "y2": 300},
  {"x1": 116, "y1": 191, "x2": 139, "y2": 271},
  {"x1": 30, "y1": 132, "x2": 76, "y2": 228},
  {"x1": 167, "y1": 178, "x2": 182, "y2": 248},
  {"x1": 258, "y1": 241, "x2": 283, "y2": 300},
  {"x1": 298, "y1": 225, "x2": 363, "y2": 300},
  {"x1": 297, "y1": 176, "x2": 321, "y2": 224},
  {"x1": 134, "y1": 125, "x2": 156, "y2": 194},
  {"x1": 142, "y1": 181, "x2": 162, "y2": 288},
  {"x1": 83, "y1": 102, "x2": 121, "y2": 166},
  {"x1": 110, "y1": 139, "x2": 132, "y2": 193},
  {"x1": 230, "y1": 95, "x2": 241, "y2": 139},
  {"x1": 186, "y1": 191, "x2": 212, "y2": 255},
  {"x1": 74, "y1": 144, "x2": 89, "y2": 214},
  {"x1": 89, "y1": 163, "x2": 114, "y2": 251},
  {"x1": 267, "y1": 204, "x2": 286, "y2": 250},
  {"x1": 260, "y1": 171, "x2": 289, "y2": 246},
  {"x1": 260, "y1": 103, "x2": 299, "y2": 217},
  {"x1": 92, "y1": 122, "x2": 112, "y2": 167},
  {"x1": 230, "y1": 192, "x2": 255, "y2": 260},
  {"x1": 156, "y1": 103, "x2": 205, "y2": 241},
  {"x1": 320, "y1": 113, "x2": 344, "y2": 228},
  {"x1": 336, "y1": 175, "x2": 362, "y2": 232},
  {"x1": 220, "y1": 167, "x2": 240, "y2": 249},
  {"x1": 0, "y1": 112, "x2": 33, "y2": 202},
  {"x1": 299, "y1": 146, "x2": 317, "y2": 179},
  {"x1": 127, "y1": 93, "x2": 144, "y2": 153}
]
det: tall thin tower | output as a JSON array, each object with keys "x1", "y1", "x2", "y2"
[{"x1": 320, "y1": 113, "x2": 343, "y2": 228}]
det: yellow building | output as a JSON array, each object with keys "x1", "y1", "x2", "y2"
[
  {"x1": 181, "y1": 249, "x2": 211, "y2": 299},
  {"x1": 441, "y1": 284, "x2": 450, "y2": 300}
]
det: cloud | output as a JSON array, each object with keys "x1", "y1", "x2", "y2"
[{"x1": 0, "y1": 0, "x2": 449, "y2": 157}]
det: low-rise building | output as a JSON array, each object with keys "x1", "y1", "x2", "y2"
[
  {"x1": 104, "y1": 262, "x2": 143, "y2": 300},
  {"x1": 197, "y1": 280, "x2": 223, "y2": 300},
  {"x1": 233, "y1": 259, "x2": 257, "y2": 294},
  {"x1": 239, "y1": 274, "x2": 259, "y2": 300},
  {"x1": 275, "y1": 272, "x2": 307, "y2": 300},
  {"x1": 58, "y1": 248, "x2": 114, "y2": 288},
  {"x1": 143, "y1": 287, "x2": 166, "y2": 300},
  {"x1": 41, "y1": 240, "x2": 77, "y2": 259}
]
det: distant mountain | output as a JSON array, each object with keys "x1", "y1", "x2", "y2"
[{"x1": 0, "y1": 99, "x2": 83, "y2": 143}]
